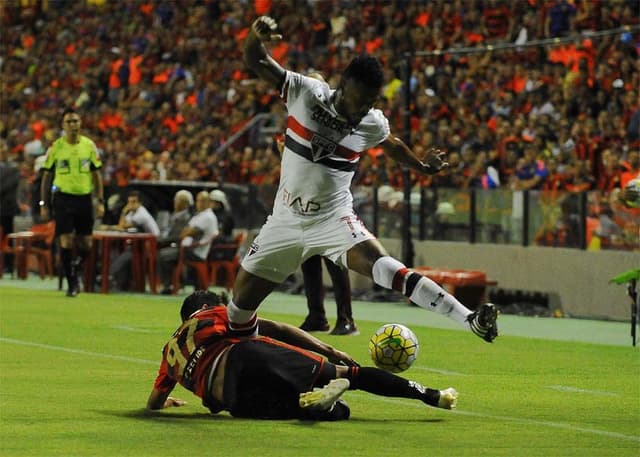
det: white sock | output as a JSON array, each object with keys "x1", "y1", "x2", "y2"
[
  {"x1": 408, "y1": 276, "x2": 472, "y2": 325},
  {"x1": 227, "y1": 300, "x2": 258, "y2": 337},
  {"x1": 371, "y1": 256, "x2": 472, "y2": 326}
]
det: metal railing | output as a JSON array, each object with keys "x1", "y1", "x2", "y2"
[
  {"x1": 215, "y1": 113, "x2": 280, "y2": 155},
  {"x1": 118, "y1": 182, "x2": 638, "y2": 255}
]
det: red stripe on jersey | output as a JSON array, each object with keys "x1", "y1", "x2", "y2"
[
  {"x1": 287, "y1": 115, "x2": 312, "y2": 140},
  {"x1": 335, "y1": 144, "x2": 359, "y2": 162},
  {"x1": 287, "y1": 116, "x2": 359, "y2": 161}
]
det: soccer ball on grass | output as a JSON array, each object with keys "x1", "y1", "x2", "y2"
[{"x1": 368, "y1": 323, "x2": 419, "y2": 373}]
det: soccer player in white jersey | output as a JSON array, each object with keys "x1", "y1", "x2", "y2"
[{"x1": 227, "y1": 16, "x2": 498, "y2": 343}]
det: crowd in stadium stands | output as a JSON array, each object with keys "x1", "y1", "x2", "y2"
[{"x1": 1, "y1": 1, "x2": 639, "y2": 222}]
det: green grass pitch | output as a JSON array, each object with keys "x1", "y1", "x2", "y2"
[{"x1": 1, "y1": 283, "x2": 638, "y2": 457}]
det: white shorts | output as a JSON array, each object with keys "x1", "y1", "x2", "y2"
[{"x1": 241, "y1": 210, "x2": 376, "y2": 283}]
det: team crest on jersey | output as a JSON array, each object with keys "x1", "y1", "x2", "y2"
[{"x1": 310, "y1": 134, "x2": 337, "y2": 161}]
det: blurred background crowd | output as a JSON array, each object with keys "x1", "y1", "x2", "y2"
[{"x1": 1, "y1": 0, "x2": 639, "y2": 225}]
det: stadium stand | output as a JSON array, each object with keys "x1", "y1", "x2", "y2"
[{"x1": 1, "y1": 0, "x2": 638, "y2": 252}]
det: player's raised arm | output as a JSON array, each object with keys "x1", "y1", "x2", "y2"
[
  {"x1": 243, "y1": 16, "x2": 286, "y2": 90},
  {"x1": 381, "y1": 134, "x2": 449, "y2": 175}
]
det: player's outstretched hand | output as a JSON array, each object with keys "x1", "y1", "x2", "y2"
[
  {"x1": 421, "y1": 148, "x2": 449, "y2": 175},
  {"x1": 328, "y1": 349, "x2": 360, "y2": 368},
  {"x1": 251, "y1": 16, "x2": 282, "y2": 43},
  {"x1": 163, "y1": 397, "x2": 187, "y2": 409}
]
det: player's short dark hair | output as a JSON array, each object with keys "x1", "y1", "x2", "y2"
[
  {"x1": 127, "y1": 190, "x2": 142, "y2": 200},
  {"x1": 60, "y1": 107, "x2": 78, "y2": 124},
  {"x1": 180, "y1": 290, "x2": 228, "y2": 321},
  {"x1": 343, "y1": 54, "x2": 384, "y2": 89}
]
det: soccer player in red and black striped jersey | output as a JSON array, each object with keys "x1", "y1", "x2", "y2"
[{"x1": 147, "y1": 291, "x2": 458, "y2": 420}]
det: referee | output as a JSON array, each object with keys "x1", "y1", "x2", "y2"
[{"x1": 40, "y1": 108, "x2": 105, "y2": 296}]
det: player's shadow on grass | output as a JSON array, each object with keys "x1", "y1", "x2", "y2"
[
  {"x1": 100, "y1": 409, "x2": 446, "y2": 424},
  {"x1": 98, "y1": 409, "x2": 236, "y2": 422},
  {"x1": 346, "y1": 417, "x2": 445, "y2": 423}
]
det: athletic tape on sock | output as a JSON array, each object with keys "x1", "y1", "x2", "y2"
[
  {"x1": 372, "y1": 256, "x2": 406, "y2": 290},
  {"x1": 227, "y1": 300, "x2": 258, "y2": 337}
]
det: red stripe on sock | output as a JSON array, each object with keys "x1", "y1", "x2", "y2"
[
  {"x1": 392, "y1": 268, "x2": 410, "y2": 292},
  {"x1": 346, "y1": 366, "x2": 359, "y2": 390}
]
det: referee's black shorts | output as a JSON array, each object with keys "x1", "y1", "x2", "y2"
[
  {"x1": 222, "y1": 337, "x2": 336, "y2": 419},
  {"x1": 53, "y1": 192, "x2": 94, "y2": 236}
]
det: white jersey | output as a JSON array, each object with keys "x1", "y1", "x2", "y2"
[
  {"x1": 126, "y1": 206, "x2": 160, "y2": 235},
  {"x1": 181, "y1": 208, "x2": 219, "y2": 260},
  {"x1": 275, "y1": 71, "x2": 390, "y2": 218}
]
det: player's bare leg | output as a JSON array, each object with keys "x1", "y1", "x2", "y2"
[
  {"x1": 346, "y1": 239, "x2": 498, "y2": 342},
  {"x1": 228, "y1": 267, "x2": 279, "y2": 336}
]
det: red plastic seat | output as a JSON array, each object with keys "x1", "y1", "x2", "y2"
[
  {"x1": 30, "y1": 221, "x2": 56, "y2": 279},
  {"x1": 441, "y1": 269, "x2": 487, "y2": 286},
  {"x1": 0, "y1": 227, "x2": 15, "y2": 278},
  {"x1": 208, "y1": 232, "x2": 245, "y2": 291},
  {"x1": 209, "y1": 232, "x2": 245, "y2": 290},
  {"x1": 171, "y1": 244, "x2": 211, "y2": 294},
  {"x1": 412, "y1": 266, "x2": 446, "y2": 284}
]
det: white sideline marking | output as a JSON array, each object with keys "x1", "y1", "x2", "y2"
[
  {"x1": 546, "y1": 385, "x2": 619, "y2": 397},
  {"x1": 453, "y1": 409, "x2": 640, "y2": 443},
  {"x1": 414, "y1": 366, "x2": 468, "y2": 376},
  {"x1": 0, "y1": 337, "x2": 157, "y2": 365},
  {"x1": 350, "y1": 393, "x2": 640, "y2": 444},
  {"x1": 2, "y1": 336, "x2": 638, "y2": 444},
  {"x1": 111, "y1": 325, "x2": 154, "y2": 333}
]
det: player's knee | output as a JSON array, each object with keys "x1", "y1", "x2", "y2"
[
  {"x1": 59, "y1": 234, "x2": 74, "y2": 249},
  {"x1": 80, "y1": 236, "x2": 92, "y2": 251}
]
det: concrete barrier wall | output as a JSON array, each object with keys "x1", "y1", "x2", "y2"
[{"x1": 349, "y1": 239, "x2": 638, "y2": 321}]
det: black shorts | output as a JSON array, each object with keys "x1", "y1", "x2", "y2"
[
  {"x1": 222, "y1": 338, "x2": 336, "y2": 419},
  {"x1": 53, "y1": 192, "x2": 94, "y2": 236}
]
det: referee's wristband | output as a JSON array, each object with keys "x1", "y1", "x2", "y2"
[{"x1": 38, "y1": 200, "x2": 47, "y2": 207}]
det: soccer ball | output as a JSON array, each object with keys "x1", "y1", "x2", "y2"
[
  {"x1": 368, "y1": 323, "x2": 419, "y2": 373},
  {"x1": 622, "y1": 178, "x2": 640, "y2": 208}
]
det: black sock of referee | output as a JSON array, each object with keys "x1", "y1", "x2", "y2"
[
  {"x1": 73, "y1": 247, "x2": 89, "y2": 284},
  {"x1": 346, "y1": 367, "x2": 441, "y2": 407},
  {"x1": 75, "y1": 247, "x2": 89, "y2": 269},
  {"x1": 60, "y1": 248, "x2": 74, "y2": 288}
]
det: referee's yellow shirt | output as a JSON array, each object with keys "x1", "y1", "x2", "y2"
[{"x1": 42, "y1": 135, "x2": 102, "y2": 195}]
